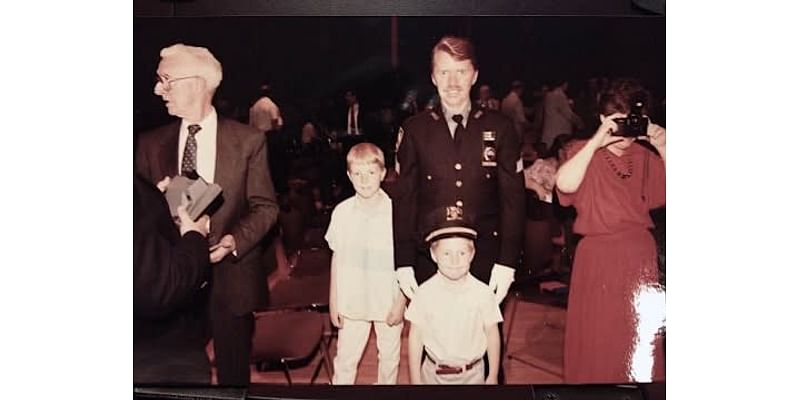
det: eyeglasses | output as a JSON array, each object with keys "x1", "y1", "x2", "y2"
[{"x1": 155, "y1": 75, "x2": 201, "y2": 91}]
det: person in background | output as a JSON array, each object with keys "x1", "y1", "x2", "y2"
[
  {"x1": 476, "y1": 84, "x2": 500, "y2": 111},
  {"x1": 542, "y1": 80, "x2": 584, "y2": 149},
  {"x1": 249, "y1": 83, "x2": 283, "y2": 133},
  {"x1": 501, "y1": 80, "x2": 530, "y2": 143}
]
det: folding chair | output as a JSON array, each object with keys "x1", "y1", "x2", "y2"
[
  {"x1": 258, "y1": 272, "x2": 333, "y2": 384},
  {"x1": 251, "y1": 307, "x2": 333, "y2": 385},
  {"x1": 503, "y1": 277, "x2": 568, "y2": 379}
]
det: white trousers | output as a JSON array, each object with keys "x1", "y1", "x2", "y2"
[{"x1": 332, "y1": 317, "x2": 403, "y2": 384}]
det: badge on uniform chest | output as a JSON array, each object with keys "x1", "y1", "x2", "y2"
[{"x1": 481, "y1": 131, "x2": 497, "y2": 167}]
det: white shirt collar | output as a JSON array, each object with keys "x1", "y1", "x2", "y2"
[
  {"x1": 180, "y1": 107, "x2": 217, "y2": 135},
  {"x1": 442, "y1": 102, "x2": 471, "y2": 123}
]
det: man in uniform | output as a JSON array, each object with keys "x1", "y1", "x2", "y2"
[{"x1": 392, "y1": 35, "x2": 525, "y2": 308}]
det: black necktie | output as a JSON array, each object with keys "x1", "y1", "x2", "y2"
[
  {"x1": 452, "y1": 114, "x2": 466, "y2": 145},
  {"x1": 348, "y1": 105, "x2": 356, "y2": 134},
  {"x1": 181, "y1": 124, "x2": 201, "y2": 176}
]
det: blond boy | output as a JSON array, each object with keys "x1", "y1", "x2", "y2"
[{"x1": 325, "y1": 142, "x2": 407, "y2": 384}]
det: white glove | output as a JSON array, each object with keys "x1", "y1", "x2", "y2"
[
  {"x1": 488, "y1": 264, "x2": 515, "y2": 304},
  {"x1": 396, "y1": 266, "x2": 419, "y2": 300}
]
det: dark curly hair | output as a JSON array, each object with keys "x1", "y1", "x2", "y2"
[{"x1": 597, "y1": 78, "x2": 652, "y2": 117}]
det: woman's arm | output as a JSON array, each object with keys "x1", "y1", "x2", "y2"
[{"x1": 556, "y1": 113, "x2": 626, "y2": 193}]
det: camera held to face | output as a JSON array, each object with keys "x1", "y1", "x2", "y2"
[{"x1": 612, "y1": 99, "x2": 649, "y2": 137}]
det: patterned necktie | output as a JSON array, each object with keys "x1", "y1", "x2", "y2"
[
  {"x1": 452, "y1": 114, "x2": 466, "y2": 145},
  {"x1": 181, "y1": 124, "x2": 201, "y2": 176}
]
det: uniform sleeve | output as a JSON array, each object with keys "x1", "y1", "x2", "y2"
[
  {"x1": 556, "y1": 139, "x2": 589, "y2": 207},
  {"x1": 644, "y1": 149, "x2": 666, "y2": 209},
  {"x1": 392, "y1": 122, "x2": 421, "y2": 269},
  {"x1": 496, "y1": 116, "x2": 526, "y2": 268}
]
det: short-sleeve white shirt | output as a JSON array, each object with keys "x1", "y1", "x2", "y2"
[
  {"x1": 405, "y1": 272, "x2": 504, "y2": 364},
  {"x1": 324, "y1": 190, "x2": 398, "y2": 321}
]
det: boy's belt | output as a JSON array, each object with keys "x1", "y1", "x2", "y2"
[{"x1": 429, "y1": 355, "x2": 482, "y2": 375}]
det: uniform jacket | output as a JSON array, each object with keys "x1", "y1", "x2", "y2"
[{"x1": 392, "y1": 107, "x2": 525, "y2": 282}]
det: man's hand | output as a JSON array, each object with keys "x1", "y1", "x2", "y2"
[
  {"x1": 329, "y1": 304, "x2": 343, "y2": 329},
  {"x1": 396, "y1": 267, "x2": 419, "y2": 300},
  {"x1": 485, "y1": 376, "x2": 498, "y2": 385},
  {"x1": 209, "y1": 234, "x2": 236, "y2": 263},
  {"x1": 488, "y1": 264, "x2": 515, "y2": 304},
  {"x1": 156, "y1": 176, "x2": 171, "y2": 193},
  {"x1": 176, "y1": 205, "x2": 210, "y2": 237},
  {"x1": 386, "y1": 295, "x2": 407, "y2": 326}
]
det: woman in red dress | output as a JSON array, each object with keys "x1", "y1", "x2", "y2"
[{"x1": 556, "y1": 79, "x2": 666, "y2": 383}]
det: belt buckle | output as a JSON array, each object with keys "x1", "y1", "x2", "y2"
[{"x1": 435, "y1": 364, "x2": 463, "y2": 375}]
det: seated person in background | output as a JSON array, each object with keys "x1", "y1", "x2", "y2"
[
  {"x1": 406, "y1": 207, "x2": 503, "y2": 385},
  {"x1": 133, "y1": 175, "x2": 212, "y2": 384},
  {"x1": 326, "y1": 143, "x2": 407, "y2": 384}
]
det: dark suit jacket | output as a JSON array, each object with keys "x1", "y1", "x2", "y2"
[
  {"x1": 133, "y1": 174, "x2": 210, "y2": 384},
  {"x1": 392, "y1": 107, "x2": 525, "y2": 284},
  {"x1": 135, "y1": 117, "x2": 279, "y2": 315}
]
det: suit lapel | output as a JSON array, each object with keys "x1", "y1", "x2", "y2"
[{"x1": 158, "y1": 121, "x2": 180, "y2": 178}]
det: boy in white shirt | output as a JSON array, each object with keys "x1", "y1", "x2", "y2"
[
  {"x1": 325, "y1": 143, "x2": 407, "y2": 384},
  {"x1": 405, "y1": 206, "x2": 504, "y2": 384}
]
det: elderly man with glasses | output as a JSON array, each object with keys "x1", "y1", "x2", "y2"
[{"x1": 135, "y1": 43, "x2": 279, "y2": 386}]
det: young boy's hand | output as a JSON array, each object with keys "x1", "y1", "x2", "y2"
[
  {"x1": 386, "y1": 297, "x2": 406, "y2": 326},
  {"x1": 329, "y1": 305, "x2": 343, "y2": 328}
]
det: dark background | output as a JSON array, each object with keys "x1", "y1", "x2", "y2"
[{"x1": 134, "y1": 16, "x2": 665, "y2": 134}]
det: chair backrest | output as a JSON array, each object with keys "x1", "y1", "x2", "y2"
[
  {"x1": 251, "y1": 309, "x2": 324, "y2": 363},
  {"x1": 303, "y1": 227, "x2": 328, "y2": 250},
  {"x1": 268, "y1": 274, "x2": 330, "y2": 310},
  {"x1": 291, "y1": 247, "x2": 332, "y2": 278}
]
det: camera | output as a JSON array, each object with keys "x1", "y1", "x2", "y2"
[{"x1": 612, "y1": 99, "x2": 649, "y2": 137}]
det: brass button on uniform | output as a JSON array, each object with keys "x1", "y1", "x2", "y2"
[
  {"x1": 455, "y1": 200, "x2": 463, "y2": 207},
  {"x1": 454, "y1": 163, "x2": 462, "y2": 170},
  {"x1": 455, "y1": 180, "x2": 463, "y2": 187},
  {"x1": 427, "y1": 175, "x2": 432, "y2": 180},
  {"x1": 492, "y1": 231, "x2": 498, "y2": 237},
  {"x1": 485, "y1": 173, "x2": 491, "y2": 179}
]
